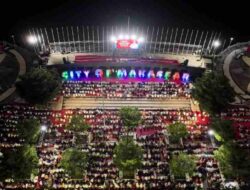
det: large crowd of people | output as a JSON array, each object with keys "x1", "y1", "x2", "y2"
[
  {"x1": 0, "y1": 78, "x2": 249, "y2": 189},
  {"x1": 221, "y1": 106, "x2": 250, "y2": 149},
  {"x1": 62, "y1": 81, "x2": 191, "y2": 99},
  {"x1": 0, "y1": 103, "x2": 224, "y2": 189}
]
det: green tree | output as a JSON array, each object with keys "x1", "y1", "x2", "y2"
[
  {"x1": 67, "y1": 115, "x2": 90, "y2": 145},
  {"x1": 170, "y1": 153, "x2": 197, "y2": 178},
  {"x1": 210, "y1": 119, "x2": 234, "y2": 142},
  {"x1": 0, "y1": 145, "x2": 39, "y2": 180},
  {"x1": 119, "y1": 107, "x2": 142, "y2": 129},
  {"x1": 214, "y1": 142, "x2": 250, "y2": 178},
  {"x1": 119, "y1": 107, "x2": 142, "y2": 141},
  {"x1": 167, "y1": 122, "x2": 188, "y2": 144},
  {"x1": 59, "y1": 148, "x2": 88, "y2": 178},
  {"x1": 67, "y1": 115, "x2": 90, "y2": 133},
  {"x1": 16, "y1": 67, "x2": 61, "y2": 105},
  {"x1": 113, "y1": 138, "x2": 143, "y2": 179},
  {"x1": 17, "y1": 118, "x2": 40, "y2": 144},
  {"x1": 191, "y1": 72, "x2": 235, "y2": 115}
]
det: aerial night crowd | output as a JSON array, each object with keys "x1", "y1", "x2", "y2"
[{"x1": 1, "y1": 77, "x2": 249, "y2": 190}]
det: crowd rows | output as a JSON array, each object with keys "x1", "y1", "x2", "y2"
[
  {"x1": 62, "y1": 81, "x2": 191, "y2": 99},
  {"x1": 221, "y1": 106, "x2": 250, "y2": 149},
  {"x1": 0, "y1": 104, "x2": 248, "y2": 189}
]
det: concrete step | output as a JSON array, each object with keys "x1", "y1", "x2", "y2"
[{"x1": 63, "y1": 98, "x2": 191, "y2": 109}]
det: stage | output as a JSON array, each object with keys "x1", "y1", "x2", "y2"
[{"x1": 47, "y1": 52, "x2": 207, "y2": 68}]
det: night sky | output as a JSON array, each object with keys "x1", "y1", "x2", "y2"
[{"x1": 1, "y1": 0, "x2": 249, "y2": 42}]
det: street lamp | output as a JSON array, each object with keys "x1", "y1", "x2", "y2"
[
  {"x1": 41, "y1": 125, "x2": 47, "y2": 132},
  {"x1": 27, "y1": 35, "x2": 39, "y2": 54},
  {"x1": 228, "y1": 37, "x2": 234, "y2": 47},
  {"x1": 11, "y1": 35, "x2": 16, "y2": 46},
  {"x1": 208, "y1": 129, "x2": 214, "y2": 136},
  {"x1": 39, "y1": 125, "x2": 47, "y2": 145},
  {"x1": 211, "y1": 40, "x2": 221, "y2": 70},
  {"x1": 208, "y1": 129, "x2": 215, "y2": 148}
]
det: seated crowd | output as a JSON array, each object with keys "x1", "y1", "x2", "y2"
[
  {"x1": 0, "y1": 104, "x2": 237, "y2": 189},
  {"x1": 221, "y1": 106, "x2": 250, "y2": 149},
  {"x1": 62, "y1": 81, "x2": 191, "y2": 99}
]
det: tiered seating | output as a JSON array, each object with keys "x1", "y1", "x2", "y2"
[
  {"x1": 221, "y1": 106, "x2": 250, "y2": 149},
  {"x1": 0, "y1": 105, "x2": 218, "y2": 189},
  {"x1": 0, "y1": 104, "x2": 52, "y2": 148},
  {"x1": 137, "y1": 133, "x2": 170, "y2": 189}
]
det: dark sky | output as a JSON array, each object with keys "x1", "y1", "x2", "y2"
[{"x1": 1, "y1": 0, "x2": 249, "y2": 42}]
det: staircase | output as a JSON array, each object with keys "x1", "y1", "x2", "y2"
[{"x1": 63, "y1": 97, "x2": 191, "y2": 109}]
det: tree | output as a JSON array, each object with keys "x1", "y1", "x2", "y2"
[
  {"x1": 0, "y1": 145, "x2": 39, "y2": 180},
  {"x1": 210, "y1": 119, "x2": 234, "y2": 142},
  {"x1": 59, "y1": 148, "x2": 88, "y2": 178},
  {"x1": 191, "y1": 72, "x2": 235, "y2": 115},
  {"x1": 16, "y1": 67, "x2": 61, "y2": 105},
  {"x1": 119, "y1": 107, "x2": 142, "y2": 129},
  {"x1": 67, "y1": 115, "x2": 90, "y2": 145},
  {"x1": 119, "y1": 107, "x2": 142, "y2": 141},
  {"x1": 67, "y1": 115, "x2": 90, "y2": 133},
  {"x1": 17, "y1": 118, "x2": 40, "y2": 144},
  {"x1": 113, "y1": 138, "x2": 143, "y2": 179},
  {"x1": 214, "y1": 142, "x2": 250, "y2": 179},
  {"x1": 167, "y1": 122, "x2": 188, "y2": 144},
  {"x1": 170, "y1": 153, "x2": 197, "y2": 179}
]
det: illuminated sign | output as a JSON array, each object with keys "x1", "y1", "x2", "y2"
[
  {"x1": 116, "y1": 39, "x2": 139, "y2": 49},
  {"x1": 62, "y1": 69, "x2": 190, "y2": 83}
]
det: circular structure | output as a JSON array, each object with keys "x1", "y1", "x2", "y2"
[
  {"x1": 230, "y1": 54, "x2": 250, "y2": 94},
  {"x1": 222, "y1": 43, "x2": 250, "y2": 101}
]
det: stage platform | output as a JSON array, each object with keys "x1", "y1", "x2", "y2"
[{"x1": 48, "y1": 52, "x2": 206, "y2": 68}]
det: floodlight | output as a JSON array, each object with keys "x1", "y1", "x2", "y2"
[
  {"x1": 111, "y1": 36, "x2": 116, "y2": 42},
  {"x1": 213, "y1": 40, "x2": 221, "y2": 48},
  {"x1": 118, "y1": 34, "x2": 124, "y2": 39},
  {"x1": 138, "y1": 37, "x2": 144, "y2": 43},
  {"x1": 27, "y1": 35, "x2": 38, "y2": 44},
  {"x1": 131, "y1": 35, "x2": 137, "y2": 40}
]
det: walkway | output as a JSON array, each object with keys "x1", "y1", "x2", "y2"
[
  {"x1": 242, "y1": 56, "x2": 250, "y2": 66},
  {"x1": 63, "y1": 97, "x2": 191, "y2": 109},
  {"x1": 10, "y1": 49, "x2": 26, "y2": 76},
  {"x1": 0, "y1": 53, "x2": 6, "y2": 63},
  {"x1": 0, "y1": 50, "x2": 26, "y2": 102}
]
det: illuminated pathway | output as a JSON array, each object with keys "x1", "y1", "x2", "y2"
[{"x1": 63, "y1": 97, "x2": 191, "y2": 109}]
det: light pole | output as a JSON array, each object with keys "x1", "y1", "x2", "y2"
[
  {"x1": 39, "y1": 125, "x2": 47, "y2": 145},
  {"x1": 11, "y1": 35, "x2": 16, "y2": 46},
  {"x1": 208, "y1": 129, "x2": 215, "y2": 148},
  {"x1": 228, "y1": 37, "x2": 234, "y2": 47},
  {"x1": 27, "y1": 35, "x2": 38, "y2": 54},
  {"x1": 211, "y1": 40, "x2": 221, "y2": 70}
]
